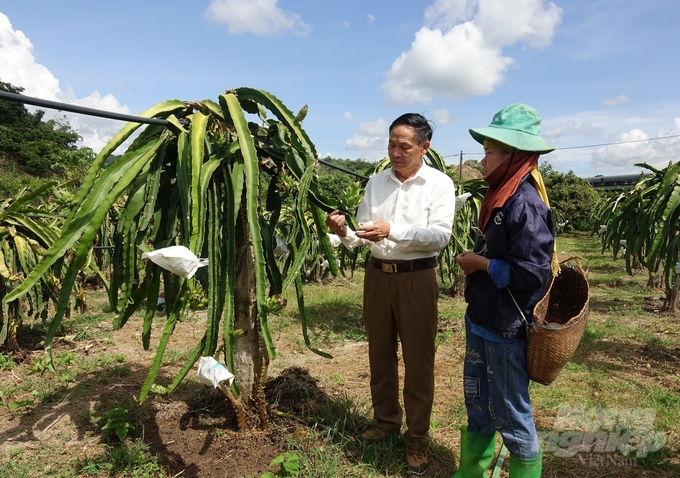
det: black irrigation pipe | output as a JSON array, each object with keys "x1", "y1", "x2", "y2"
[
  {"x1": 317, "y1": 159, "x2": 368, "y2": 180},
  {"x1": 1, "y1": 90, "x2": 369, "y2": 180},
  {"x1": 0, "y1": 90, "x2": 182, "y2": 126}
]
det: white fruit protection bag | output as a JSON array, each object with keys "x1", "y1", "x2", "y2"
[
  {"x1": 196, "y1": 356, "x2": 235, "y2": 388},
  {"x1": 141, "y1": 246, "x2": 208, "y2": 278}
]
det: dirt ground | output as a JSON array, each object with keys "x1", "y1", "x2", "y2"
[{"x1": 1, "y1": 293, "x2": 679, "y2": 477}]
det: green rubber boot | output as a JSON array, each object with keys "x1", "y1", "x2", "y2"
[
  {"x1": 509, "y1": 450, "x2": 542, "y2": 477},
  {"x1": 452, "y1": 427, "x2": 496, "y2": 478}
]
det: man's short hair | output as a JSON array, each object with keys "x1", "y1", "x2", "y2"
[{"x1": 389, "y1": 113, "x2": 433, "y2": 145}]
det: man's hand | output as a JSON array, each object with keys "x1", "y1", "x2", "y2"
[
  {"x1": 326, "y1": 210, "x2": 348, "y2": 237},
  {"x1": 456, "y1": 251, "x2": 490, "y2": 276},
  {"x1": 356, "y1": 220, "x2": 390, "y2": 242}
]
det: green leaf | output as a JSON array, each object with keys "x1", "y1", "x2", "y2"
[
  {"x1": 4, "y1": 181, "x2": 58, "y2": 213},
  {"x1": 189, "y1": 111, "x2": 209, "y2": 254},
  {"x1": 222, "y1": 92, "x2": 274, "y2": 359},
  {"x1": 310, "y1": 204, "x2": 338, "y2": 276},
  {"x1": 139, "y1": 281, "x2": 187, "y2": 403},
  {"x1": 223, "y1": 162, "x2": 239, "y2": 372},
  {"x1": 165, "y1": 336, "x2": 207, "y2": 395},
  {"x1": 205, "y1": 177, "x2": 225, "y2": 356},
  {"x1": 282, "y1": 163, "x2": 315, "y2": 291},
  {"x1": 235, "y1": 87, "x2": 317, "y2": 157},
  {"x1": 295, "y1": 274, "x2": 332, "y2": 359},
  {"x1": 61, "y1": 100, "x2": 183, "y2": 230},
  {"x1": 35, "y1": 133, "x2": 169, "y2": 369},
  {"x1": 3, "y1": 136, "x2": 164, "y2": 305}
]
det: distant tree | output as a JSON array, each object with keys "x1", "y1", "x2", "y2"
[
  {"x1": 316, "y1": 157, "x2": 372, "y2": 206},
  {"x1": 0, "y1": 80, "x2": 83, "y2": 178},
  {"x1": 53, "y1": 147, "x2": 96, "y2": 179},
  {"x1": 540, "y1": 162, "x2": 600, "y2": 231},
  {"x1": 0, "y1": 81, "x2": 30, "y2": 126},
  {"x1": 594, "y1": 161, "x2": 680, "y2": 308},
  {"x1": 319, "y1": 157, "x2": 373, "y2": 175},
  {"x1": 0, "y1": 164, "x2": 36, "y2": 197}
]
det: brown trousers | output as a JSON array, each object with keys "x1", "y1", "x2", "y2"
[{"x1": 363, "y1": 262, "x2": 439, "y2": 447}]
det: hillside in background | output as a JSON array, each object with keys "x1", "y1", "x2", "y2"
[{"x1": 0, "y1": 80, "x2": 94, "y2": 196}]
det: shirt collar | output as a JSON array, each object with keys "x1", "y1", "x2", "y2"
[{"x1": 388, "y1": 161, "x2": 429, "y2": 184}]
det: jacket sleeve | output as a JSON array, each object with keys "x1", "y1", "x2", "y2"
[{"x1": 502, "y1": 198, "x2": 555, "y2": 291}]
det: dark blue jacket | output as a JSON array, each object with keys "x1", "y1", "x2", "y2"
[{"x1": 464, "y1": 176, "x2": 555, "y2": 339}]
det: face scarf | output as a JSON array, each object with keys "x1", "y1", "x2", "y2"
[{"x1": 478, "y1": 148, "x2": 539, "y2": 233}]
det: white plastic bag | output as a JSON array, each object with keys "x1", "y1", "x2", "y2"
[
  {"x1": 327, "y1": 234, "x2": 342, "y2": 248},
  {"x1": 320, "y1": 258, "x2": 341, "y2": 271},
  {"x1": 141, "y1": 246, "x2": 208, "y2": 279},
  {"x1": 155, "y1": 297, "x2": 166, "y2": 317},
  {"x1": 455, "y1": 193, "x2": 472, "y2": 214},
  {"x1": 273, "y1": 236, "x2": 290, "y2": 258},
  {"x1": 196, "y1": 356, "x2": 235, "y2": 388}
]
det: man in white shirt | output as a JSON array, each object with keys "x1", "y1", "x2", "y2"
[{"x1": 326, "y1": 113, "x2": 456, "y2": 475}]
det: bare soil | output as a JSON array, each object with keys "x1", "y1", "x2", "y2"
[
  {"x1": 450, "y1": 160, "x2": 482, "y2": 181},
  {"x1": 1, "y1": 283, "x2": 679, "y2": 478}
]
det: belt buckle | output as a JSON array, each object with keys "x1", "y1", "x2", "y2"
[{"x1": 381, "y1": 262, "x2": 397, "y2": 273}]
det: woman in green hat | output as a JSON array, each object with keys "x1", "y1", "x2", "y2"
[{"x1": 453, "y1": 103, "x2": 557, "y2": 478}]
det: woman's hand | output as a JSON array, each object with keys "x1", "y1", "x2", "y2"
[{"x1": 456, "y1": 251, "x2": 490, "y2": 276}]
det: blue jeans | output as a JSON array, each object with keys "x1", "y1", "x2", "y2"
[{"x1": 463, "y1": 317, "x2": 540, "y2": 459}]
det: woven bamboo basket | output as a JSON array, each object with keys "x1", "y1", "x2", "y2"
[{"x1": 529, "y1": 260, "x2": 589, "y2": 385}]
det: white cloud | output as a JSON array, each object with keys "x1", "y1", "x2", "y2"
[
  {"x1": 383, "y1": 0, "x2": 562, "y2": 104},
  {"x1": 473, "y1": 0, "x2": 563, "y2": 48},
  {"x1": 432, "y1": 108, "x2": 451, "y2": 126},
  {"x1": 346, "y1": 119, "x2": 389, "y2": 159},
  {"x1": 602, "y1": 94, "x2": 630, "y2": 106},
  {"x1": 540, "y1": 106, "x2": 680, "y2": 175},
  {"x1": 382, "y1": 24, "x2": 513, "y2": 104},
  {"x1": 204, "y1": 0, "x2": 311, "y2": 36},
  {"x1": 0, "y1": 13, "x2": 59, "y2": 100},
  {"x1": 367, "y1": 14, "x2": 376, "y2": 25},
  {"x1": 591, "y1": 120, "x2": 680, "y2": 172},
  {"x1": 543, "y1": 120, "x2": 604, "y2": 141},
  {"x1": 0, "y1": 13, "x2": 131, "y2": 152},
  {"x1": 339, "y1": 20, "x2": 350, "y2": 30},
  {"x1": 343, "y1": 111, "x2": 354, "y2": 120},
  {"x1": 59, "y1": 89, "x2": 133, "y2": 152},
  {"x1": 424, "y1": 0, "x2": 477, "y2": 29}
]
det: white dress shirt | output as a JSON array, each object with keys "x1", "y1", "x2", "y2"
[{"x1": 339, "y1": 162, "x2": 456, "y2": 260}]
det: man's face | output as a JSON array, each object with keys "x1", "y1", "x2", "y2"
[
  {"x1": 481, "y1": 147, "x2": 511, "y2": 179},
  {"x1": 388, "y1": 125, "x2": 429, "y2": 181}
]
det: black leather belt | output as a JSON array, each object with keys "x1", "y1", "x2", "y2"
[{"x1": 372, "y1": 257, "x2": 438, "y2": 273}]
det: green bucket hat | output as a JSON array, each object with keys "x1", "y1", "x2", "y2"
[{"x1": 469, "y1": 103, "x2": 554, "y2": 154}]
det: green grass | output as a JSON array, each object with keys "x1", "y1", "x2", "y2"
[
  {"x1": 161, "y1": 347, "x2": 193, "y2": 365},
  {"x1": 60, "y1": 298, "x2": 117, "y2": 343},
  {"x1": 270, "y1": 232, "x2": 680, "y2": 476},
  {"x1": 2, "y1": 232, "x2": 679, "y2": 477},
  {"x1": 0, "y1": 352, "x2": 14, "y2": 371},
  {"x1": 75, "y1": 440, "x2": 165, "y2": 477}
]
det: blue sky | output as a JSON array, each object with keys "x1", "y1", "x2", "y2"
[{"x1": 1, "y1": 0, "x2": 679, "y2": 178}]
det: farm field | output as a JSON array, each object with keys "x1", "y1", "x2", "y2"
[{"x1": 1, "y1": 232, "x2": 679, "y2": 477}]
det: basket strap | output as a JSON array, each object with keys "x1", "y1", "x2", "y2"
[
  {"x1": 506, "y1": 287, "x2": 531, "y2": 327},
  {"x1": 559, "y1": 255, "x2": 583, "y2": 265},
  {"x1": 491, "y1": 444, "x2": 508, "y2": 478}
]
